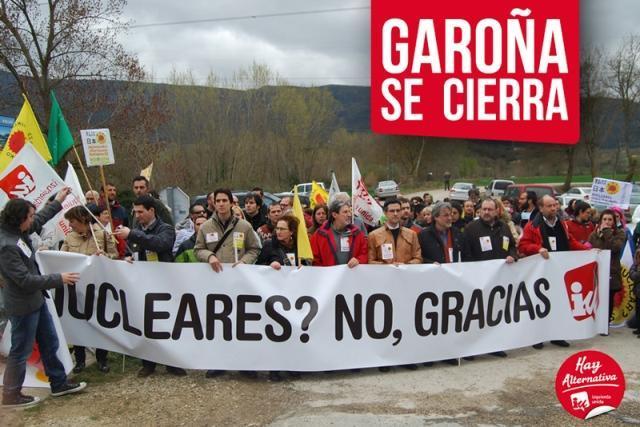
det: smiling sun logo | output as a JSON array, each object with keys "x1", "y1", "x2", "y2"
[
  {"x1": 606, "y1": 181, "x2": 620, "y2": 195},
  {"x1": 96, "y1": 131, "x2": 107, "y2": 144}
]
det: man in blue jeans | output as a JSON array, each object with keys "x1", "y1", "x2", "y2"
[{"x1": 0, "y1": 190, "x2": 87, "y2": 408}]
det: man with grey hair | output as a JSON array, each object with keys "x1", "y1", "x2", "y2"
[
  {"x1": 418, "y1": 201, "x2": 464, "y2": 264},
  {"x1": 84, "y1": 190, "x2": 100, "y2": 205},
  {"x1": 310, "y1": 199, "x2": 368, "y2": 267},
  {"x1": 332, "y1": 192, "x2": 369, "y2": 235}
]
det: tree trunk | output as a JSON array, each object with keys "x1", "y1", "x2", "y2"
[{"x1": 562, "y1": 146, "x2": 577, "y2": 192}]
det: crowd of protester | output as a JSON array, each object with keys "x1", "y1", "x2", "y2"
[{"x1": 1, "y1": 177, "x2": 639, "y2": 407}]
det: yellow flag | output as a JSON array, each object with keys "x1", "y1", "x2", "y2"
[
  {"x1": 293, "y1": 188, "x2": 313, "y2": 261},
  {"x1": 0, "y1": 95, "x2": 52, "y2": 171},
  {"x1": 309, "y1": 180, "x2": 328, "y2": 208},
  {"x1": 140, "y1": 162, "x2": 153, "y2": 181}
]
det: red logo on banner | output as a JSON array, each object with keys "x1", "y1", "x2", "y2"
[
  {"x1": 564, "y1": 262, "x2": 599, "y2": 321},
  {"x1": 371, "y1": 0, "x2": 580, "y2": 144},
  {"x1": 0, "y1": 165, "x2": 36, "y2": 199},
  {"x1": 555, "y1": 350, "x2": 625, "y2": 419}
]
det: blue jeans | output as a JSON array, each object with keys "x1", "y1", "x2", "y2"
[{"x1": 2, "y1": 303, "x2": 67, "y2": 395}]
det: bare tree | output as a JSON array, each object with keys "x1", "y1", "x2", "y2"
[
  {"x1": 606, "y1": 35, "x2": 640, "y2": 182},
  {"x1": 0, "y1": 0, "x2": 143, "y2": 128}
]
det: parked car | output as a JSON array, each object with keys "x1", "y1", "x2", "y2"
[
  {"x1": 486, "y1": 179, "x2": 515, "y2": 197},
  {"x1": 375, "y1": 180, "x2": 400, "y2": 198},
  {"x1": 449, "y1": 182, "x2": 476, "y2": 201},
  {"x1": 294, "y1": 182, "x2": 326, "y2": 197},
  {"x1": 558, "y1": 187, "x2": 591, "y2": 208},
  {"x1": 503, "y1": 184, "x2": 558, "y2": 202}
]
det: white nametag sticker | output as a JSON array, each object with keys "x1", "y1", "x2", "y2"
[
  {"x1": 286, "y1": 253, "x2": 296, "y2": 266},
  {"x1": 340, "y1": 237, "x2": 350, "y2": 252},
  {"x1": 548, "y1": 236, "x2": 557, "y2": 251},
  {"x1": 381, "y1": 243, "x2": 394, "y2": 260},
  {"x1": 480, "y1": 236, "x2": 492, "y2": 252},
  {"x1": 206, "y1": 232, "x2": 219, "y2": 244},
  {"x1": 17, "y1": 239, "x2": 32, "y2": 258}
]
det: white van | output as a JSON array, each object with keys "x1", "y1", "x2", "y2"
[{"x1": 486, "y1": 179, "x2": 515, "y2": 197}]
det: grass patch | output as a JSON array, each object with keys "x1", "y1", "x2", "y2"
[{"x1": 69, "y1": 351, "x2": 141, "y2": 385}]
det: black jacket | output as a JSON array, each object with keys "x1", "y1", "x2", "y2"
[
  {"x1": 257, "y1": 236, "x2": 310, "y2": 266},
  {"x1": 0, "y1": 201, "x2": 63, "y2": 316},
  {"x1": 418, "y1": 225, "x2": 464, "y2": 263},
  {"x1": 462, "y1": 218, "x2": 517, "y2": 262},
  {"x1": 127, "y1": 217, "x2": 175, "y2": 262}
]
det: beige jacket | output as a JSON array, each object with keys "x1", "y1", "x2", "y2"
[
  {"x1": 61, "y1": 223, "x2": 118, "y2": 258},
  {"x1": 368, "y1": 224, "x2": 422, "y2": 264},
  {"x1": 194, "y1": 214, "x2": 261, "y2": 264}
]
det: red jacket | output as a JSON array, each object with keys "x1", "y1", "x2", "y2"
[
  {"x1": 519, "y1": 215, "x2": 587, "y2": 256},
  {"x1": 311, "y1": 222, "x2": 368, "y2": 266},
  {"x1": 564, "y1": 219, "x2": 595, "y2": 244}
]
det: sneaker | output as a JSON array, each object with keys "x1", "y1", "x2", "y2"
[
  {"x1": 490, "y1": 351, "x2": 508, "y2": 358},
  {"x1": 551, "y1": 340, "x2": 570, "y2": 347},
  {"x1": 2, "y1": 393, "x2": 41, "y2": 408},
  {"x1": 97, "y1": 362, "x2": 110, "y2": 373},
  {"x1": 205, "y1": 370, "x2": 225, "y2": 378},
  {"x1": 137, "y1": 366, "x2": 155, "y2": 378},
  {"x1": 532, "y1": 343, "x2": 544, "y2": 350},
  {"x1": 73, "y1": 362, "x2": 85, "y2": 374},
  {"x1": 166, "y1": 367, "x2": 187, "y2": 376},
  {"x1": 51, "y1": 382, "x2": 87, "y2": 397}
]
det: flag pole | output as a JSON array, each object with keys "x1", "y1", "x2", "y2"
[
  {"x1": 99, "y1": 165, "x2": 114, "y2": 229},
  {"x1": 72, "y1": 144, "x2": 95, "y2": 194}
]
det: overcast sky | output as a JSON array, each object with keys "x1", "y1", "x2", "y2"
[{"x1": 118, "y1": 0, "x2": 640, "y2": 87}]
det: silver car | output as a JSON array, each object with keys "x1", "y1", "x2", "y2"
[
  {"x1": 449, "y1": 182, "x2": 476, "y2": 201},
  {"x1": 375, "y1": 180, "x2": 400, "y2": 198}
]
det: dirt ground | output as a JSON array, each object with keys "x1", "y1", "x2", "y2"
[{"x1": 1, "y1": 327, "x2": 639, "y2": 426}]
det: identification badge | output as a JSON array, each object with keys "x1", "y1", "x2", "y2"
[
  {"x1": 233, "y1": 232, "x2": 245, "y2": 249},
  {"x1": 381, "y1": 243, "x2": 394, "y2": 260},
  {"x1": 146, "y1": 251, "x2": 159, "y2": 262},
  {"x1": 286, "y1": 253, "x2": 296, "y2": 266},
  {"x1": 340, "y1": 236, "x2": 350, "y2": 252},
  {"x1": 502, "y1": 236, "x2": 510, "y2": 251},
  {"x1": 206, "y1": 232, "x2": 219, "y2": 244},
  {"x1": 548, "y1": 236, "x2": 557, "y2": 251},
  {"x1": 480, "y1": 236, "x2": 492, "y2": 252},
  {"x1": 521, "y1": 212, "x2": 531, "y2": 221},
  {"x1": 17, "y1": 239, "x2": 32, "y2": 258}
]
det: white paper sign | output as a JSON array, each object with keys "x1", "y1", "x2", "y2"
[
  {"x1": 590, "y1": 177, "x2": 633, "y2": 209},
  {"x1": 80, "y1": 128, "x2": 115, "y2": 166}
]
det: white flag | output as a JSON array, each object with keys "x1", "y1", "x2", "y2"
[
  {"x1": 351, "y1": 158, "x2": 383, "y2": 226},
  {"x1": 329, "y1": 172, "x2": 340, "y2": 203}
]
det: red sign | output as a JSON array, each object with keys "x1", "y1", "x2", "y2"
[
  {"x1": 371, "y1": 0, "x2": 580, "y2": 144},
  {"x1": 0, "y1": 164, "x2": 36, "y2": 199},
  {"x1": 564, "y1": 262, "x2": 599, "y2": 321},
  {"x1": 555, "y1": 350, "x2": 625, "y2": 419}
]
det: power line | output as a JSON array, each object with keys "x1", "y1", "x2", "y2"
[{"x1": 128, "y1": 6, "x2": 370, "y2": 29}]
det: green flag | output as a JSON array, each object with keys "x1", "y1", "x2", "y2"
[{"x1": 47, "y1": 91, "x2": 75, "y2": 166}]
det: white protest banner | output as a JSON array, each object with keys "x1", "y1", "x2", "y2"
[
  {"x1": 80, "y1": 129, "x2": 115, "y2": 167},
  {"x1": 0, "y1": 298, "x2": 74, "y2": 388},
  {"x1": 590, "y1": 177, "x2": 633, "y2": 209},
  {"x1": 352, "y1": 158, "x2": 383, "y2": 226},
  {"x1": 37, "y1": 250, "x2": 609, "y2": 371},
  {"x1": 0, "y1": 144, "x2": 65, "y2": 210}
]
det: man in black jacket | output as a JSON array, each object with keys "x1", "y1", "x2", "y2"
[
  {"x1": 418, "y1": 202, "x2": 464, "y2": 264},
  {"x1": 462, "y1": 198, "x2": 517, "y2": 263},
  {"x1": 114, "y1": 195, "x2": 186, "y2": 377},
  {"x1": 1, "y1": 189, "x2": 87, "y2": 408},
  {"x1": 461, "y1": 198, "x2": 517, "y2": 359}
]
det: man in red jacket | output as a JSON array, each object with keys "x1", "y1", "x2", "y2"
[
  {"x1": 518, "y1": 195, "x2": 587, "y2": 349},
  {"x1": 311, "y1": 199, "x2": 368, "y2": 267}
]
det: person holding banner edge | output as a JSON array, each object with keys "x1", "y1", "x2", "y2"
[{"x1": 0, "y1": 188, "x2": 87, "y2": 408}]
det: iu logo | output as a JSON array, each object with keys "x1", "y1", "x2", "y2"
[
  {"x1": 564, "y1": 262, "x2": 599, "y2": 321},
  {"x1": 0, "y1": 165, "x2": 36, "y2": 199}
]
